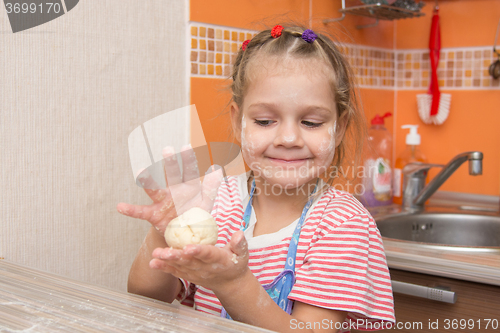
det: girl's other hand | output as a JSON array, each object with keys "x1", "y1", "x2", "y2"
[
  {"x1": 116, "y1": 145, "x2": 223, "y2": 234},
  {"x1": 149, "y1": 230, "x2": 249, "y2": 292}
]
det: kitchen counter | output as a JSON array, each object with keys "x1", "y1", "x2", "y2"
[
  {"x1": 369, "y1": 192, "x2": 500, "y2": 287},
  {"x1": 383, "y1": 239, "x2": 500, "y2": 286},
  {"x1": 0, "y1": 260, "x2": 274, "y2": 332}
]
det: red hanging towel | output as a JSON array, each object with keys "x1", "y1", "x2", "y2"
[{"x1": 429, "y1": 8, "x2": 441, "y2": 116}]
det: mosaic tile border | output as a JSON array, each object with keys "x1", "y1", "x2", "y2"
[
  {"x1": 343, "y1": 44, "x2": 395, "y2": 89},
  {"x1": 396, "y1": 47, "x2": 500, "y2": 90},
  {"x1": 189, "y1": 22, "x2": 500, "y2": 90},
  {"x1": 189, "y1": 22, "x2": 256, "y2": 78}
]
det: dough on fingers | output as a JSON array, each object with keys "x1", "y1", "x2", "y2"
[{"x1": 164, "y1": 207, "x2": 218, "y2": 249}]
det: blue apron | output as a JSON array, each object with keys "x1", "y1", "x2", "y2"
[{"x1": 220, "y1": 178, "x2": 318, "y2": 319}]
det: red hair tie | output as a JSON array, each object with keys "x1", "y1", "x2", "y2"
[
  {"x1": 271, "y1": 25, "x2": 283, "y2": 38},
  {"x1": 241, "y1": 39, "x2": 250, "y2": 51}
]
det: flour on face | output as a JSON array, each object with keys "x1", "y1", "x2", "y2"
[
  {"x1": 280, "y1": 87, "x2": 299, "y2": 104},
  {"x1": 241, "y1": 115, "x2": 248, "y2": 149},
  {"x1": 318, "y1": 121, "x2": 336, "y2": 157},
  {"x1": 241, "y1": 115, "x2": 259, "y2": 169},
  {"x1": 282, "y1": 134, "x2": 296, "y2": 143}
]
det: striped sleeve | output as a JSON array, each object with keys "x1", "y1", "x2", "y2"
[
  {"x1": 288, "y1": 192, "x2": 395, "y2": 329},
  {"x1": 176, "y1": 278, "x2": 196, "y2": 307}
]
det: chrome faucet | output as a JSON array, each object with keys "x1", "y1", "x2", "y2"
[{"x1": 402, "y1": 151, "x2": 483, "y2": 210}]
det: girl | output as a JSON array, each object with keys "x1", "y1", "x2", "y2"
[{"x1": 118, "y1": 25, "x2": 395, "y2": 333}]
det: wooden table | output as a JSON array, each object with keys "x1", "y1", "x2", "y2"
[{"x1": 0, "y1": 260, "x2": 274, "y2": 332}]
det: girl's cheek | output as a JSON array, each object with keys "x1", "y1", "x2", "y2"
[
  {"x1": 241, "y1": 117, "x2": 252, "y2": 155},
  {"x1": 316, "y1": 123, "x2": 336, "y2": 161},
  {"x1": 242, "y1": 132, "x2": 265, "y2": 157},
  {"x1": 240, "y1": 117, "x2": 251, "y2": 154},
  {"x1": 241, "y1": 132, "x2": 262, "y2": 172},
  {"x1": 328, "y1": 122, "x2": 337, "y2": 154},
  {"x1": 241, "y1": 120, "x2": 259, "y2": 158}
]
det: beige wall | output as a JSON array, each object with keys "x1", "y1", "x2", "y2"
[{"x1": 0, "y1": 0, "x2": 189, "y2": 290}]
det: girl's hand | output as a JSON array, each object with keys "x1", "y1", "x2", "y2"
[
  {"x1": 117, "y1": 146, "x2": 223, "y2": 234},
  {"x1": 149, "y1": 231, "x2": 249, "y2": 292}
]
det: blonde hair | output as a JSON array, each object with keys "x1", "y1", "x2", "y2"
[{"x1": 230, "y1": 24, "x2": 366, "y2": 186}]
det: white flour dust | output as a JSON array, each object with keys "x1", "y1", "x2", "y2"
[
  {"x1": 318, "y1": 121, "x2": 336, "y2": 156},
  {"x1": 282, "y1": 135, "x2": 296, "y2": 143},
  {"x1": 241, "y1": 115, "x2": 257, "y2": 159}
]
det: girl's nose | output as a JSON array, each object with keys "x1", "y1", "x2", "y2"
[{"x1": 273, "y1": 123, "x2": 304, "y2": 148}]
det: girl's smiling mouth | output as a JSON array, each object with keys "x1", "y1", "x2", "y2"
[{"x1": 267, "y1": 157, "x2": 311, "y2": 164}]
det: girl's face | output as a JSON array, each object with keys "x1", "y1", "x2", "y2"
[{"x1": 231, "y1": 57, "x2": 346, "y2": 190}]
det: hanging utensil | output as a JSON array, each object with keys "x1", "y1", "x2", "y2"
[
  {"x1": 428, "y1": 3, "x2": 441, "y2": 116},
  {"x1": 417, "y1": 1, "x2": 451, "y2": 125}
]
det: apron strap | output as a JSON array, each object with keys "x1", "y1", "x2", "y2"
[
  {"x1": 284, "y1": 179, "x2": 319, "y2": 272},
  {"x1": 240, "y1": 179, "x2": 256, "y2": 231}
]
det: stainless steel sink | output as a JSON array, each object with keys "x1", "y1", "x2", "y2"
[{"x1": 376, "y1": 211, "x2": 500, "y2": 247}]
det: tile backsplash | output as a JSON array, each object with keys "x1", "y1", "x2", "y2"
[
  {"x1": 190, "y1": 23, "x2": 255, "y2": 78},
  {"x1": 396, "y1": 47, "x2": 500, "y2": 90},
  {"x1": 189, "y1": 22, "x2": 500, "y2": 90}
]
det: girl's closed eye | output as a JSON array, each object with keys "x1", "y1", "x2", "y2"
[
  {"x1": 254, "y1": 119, "x2": 275, "y2": 126},
  {"x1": 302, "y1": 120, "x2": 323, "y2": 128},
  {"x1": 254, "y1": 119, "x2": 324, "y2": 128}
]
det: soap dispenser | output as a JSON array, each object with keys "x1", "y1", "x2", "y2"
[{"x1": 393, "y1": 125, "x2": 427, "y2": 205}]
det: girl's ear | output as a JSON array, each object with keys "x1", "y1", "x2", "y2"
[
  {"x1": 334, "y1": 113, "x2": 348, "y2": 148},
  {"x1": 230, "y1": 101, "x2": 242, "y2": 143}
]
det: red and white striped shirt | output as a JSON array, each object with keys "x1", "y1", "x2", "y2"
[{"x1": 178, "y1": 174, "x2": 395, "y2": 331}]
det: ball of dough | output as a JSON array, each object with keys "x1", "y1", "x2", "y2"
[{"x1": 164, "y1": 207, "x2": 218, "y2": 249}]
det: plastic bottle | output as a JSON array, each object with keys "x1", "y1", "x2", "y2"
[
  {"x1": 393, "y1": 125, "x2": 427, "y2": 205},
  {"x1": 358, "y1": 112, "x2": 393, "y2": 207}
]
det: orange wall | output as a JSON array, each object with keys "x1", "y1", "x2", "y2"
[
  {"x1": 190, "y1": 0, "x2": 309, "y2": 31},
  {"x1": 190, "y1": 0, "x2": 395, "y2": 47},
  {"x1": 190, "y1": 0, "x2": 500, "y2": 196},
  {"x1": 191, "y1": 77, "x2": 234, "y2": 144},
  {"x1": 396, "y1": 0, "x2": 500, "y2": 49}
]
